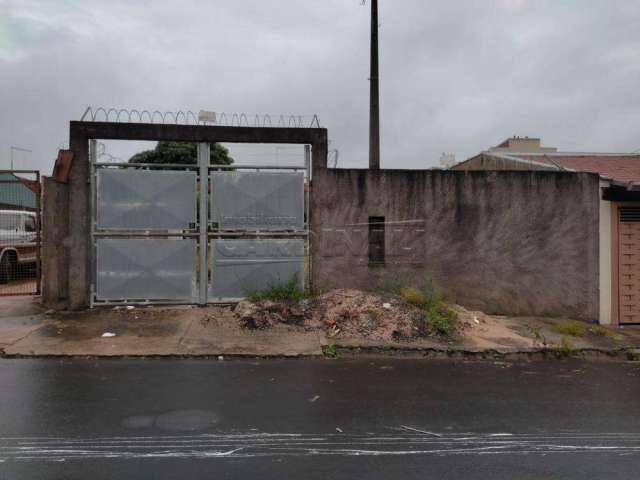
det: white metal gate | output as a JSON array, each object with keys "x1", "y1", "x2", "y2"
[{"x1": 89, "y1": 141, "x2": 309, "y2": 306}]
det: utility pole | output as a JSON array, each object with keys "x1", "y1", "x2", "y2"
[{"x1": 368, "y1": 0, "x2": 380, "y2": 170}]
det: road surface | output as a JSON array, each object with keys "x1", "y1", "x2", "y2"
[{"x1": 0, "y1": 358, "x2": 639, "y2": 479}]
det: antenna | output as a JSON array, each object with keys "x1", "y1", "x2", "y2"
[{"x1": 10, "y1": 146, "x2": 32, "y2": 170}]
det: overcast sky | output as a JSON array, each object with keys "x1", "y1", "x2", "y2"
[{"x1": 1, "y1": 0, "x2": 639, "y2": 172}]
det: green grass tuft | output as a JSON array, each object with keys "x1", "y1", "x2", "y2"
[
  {"x1": 247, "y1": 275, "x2": 308, "y2": 303},
  {"x1": 323, "y1": 345, "x2": 338, "y2": 358},
  {"x1": 553, "y1": 321, "x2": 587, "y2": 337},
  {"x1": 589, "y1": 325, "x2": 617, "y2": 339},
  {"x1": 399, "y1": 281, "x2": 457, "y2": 337}
]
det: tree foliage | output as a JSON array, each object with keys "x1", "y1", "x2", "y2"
[{"x1": 128, "y1": 141, "x2": 233, "y2": 165}]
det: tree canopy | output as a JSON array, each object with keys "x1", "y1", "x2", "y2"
[{"x1": 128, "y1": 141, "x2": 233, "y2": 165}]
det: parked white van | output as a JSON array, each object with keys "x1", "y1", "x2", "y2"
[{"x1": 0, "y1": 210, "x2": 38, "y2": 284}]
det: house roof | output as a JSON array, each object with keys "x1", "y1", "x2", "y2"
[{"x1": 487, "y1": 152, "x2": 640, "y2": 185}]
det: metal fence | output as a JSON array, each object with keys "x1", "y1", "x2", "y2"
[
  {"x1": 0, "y1": 170, "x2": 41, "y2": 296},
  {"x1": 89, "y1": 141, "x2": 310, "y2": 306}
]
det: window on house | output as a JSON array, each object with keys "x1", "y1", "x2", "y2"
[{"x1": 369, "y1": 216, "x2": 385, "y2": 266}]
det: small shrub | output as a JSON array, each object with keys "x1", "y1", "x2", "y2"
[
  {"x1": 247, "y1": 276, "x2": 307, "y2": 303},
  {"x1": 396, "y1": 279, "x2": 456, "y2": 337},
  {"x1": 425, "y1": 305, "x2": 457, "y2": 336},
  {"x1": 401, "y1": 287, "x2": 426, "y2": 307},
  {"x1": 323, "y1": 345, "x2": 338, "y2": 358},
  {"x1": 553, "y1": 321, "x2": 587, "y2": 337}
]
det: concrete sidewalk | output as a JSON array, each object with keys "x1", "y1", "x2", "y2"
[
  {"x1": 0, "y1": 299, "x2": 324, "y2": 357},
  {"x1": 1, "y1": 298, "x2": 640, "y2": 359}
]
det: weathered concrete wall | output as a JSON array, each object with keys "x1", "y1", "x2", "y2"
[
  {"x1": 311, "y1": 169, "x2": 600, "y2": 320},
  {"x1": 41, "y1": 177, "x2": 69, "y2": 307}
]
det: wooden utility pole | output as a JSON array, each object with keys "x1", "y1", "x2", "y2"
[{"x1": 369, "y1": 0, "x2": 380, "y2": 170}]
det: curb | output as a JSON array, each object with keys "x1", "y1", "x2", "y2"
[
  {"x1": 1, "y1": 347, "x2": 639, "y2": 361},
  {"x1": 329, "y1": 345, "x2": 640, "y2": 361}
]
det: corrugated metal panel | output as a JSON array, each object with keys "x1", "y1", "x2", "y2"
[
  {"x1": 211, "y1": 172, "x2": 304, "y2": 231},
  {"x1": 96, "y1": 239, "x2": 196, "y2": 301},
  {"x1": 209, "y1": 239, "x2": 304, "y2": 299},
  {"x1": 97, "y1": 170, "x2": 196, "y2": 230},
  {"x1": 0, "y1": 173, "x2": 36, "y2": 209}
]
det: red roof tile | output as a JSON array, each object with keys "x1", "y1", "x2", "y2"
[{"x1": 509, "y1": 154, "x2": 640, "y2": 184}]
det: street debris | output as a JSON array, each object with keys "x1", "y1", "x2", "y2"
[
  {"x1": 235, "y1": 288, "x2": 469, "y2": 341},
  {"x1": 400, "y1": 425, "x2": 442, "y2": 437},
  {"x1": 101, "y1": 332, "x2": 116, "y2": 338},
  {"x1": 335, "y1": 427, "x2": 343, "y2": 433},
  {"x1": 309, "y1": 395, "x2": 320, "y2": 403}
]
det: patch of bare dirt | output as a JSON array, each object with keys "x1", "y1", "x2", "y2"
[{"x1": 450, "y1": 304, "x2": 536, "y2": 349}]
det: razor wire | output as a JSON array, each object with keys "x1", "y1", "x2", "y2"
[{"x1": 80, "y1": 107, "x2": 321, "y2": 128}]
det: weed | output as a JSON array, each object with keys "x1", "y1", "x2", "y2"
[
  {"x1": 554, "y1": 336, "x2": 574, "y2": 358},
  {"x1": 527, "y1": 325, "x2": 546, "y2": 345},
  {"x1": 553, "y1": 321, "x2": 587, "y2": 337},
  {"x1": 425, "y1": 305, "x2": 457, "y2": 336},
  {"x1": 404, "y1": 281, "x2": 456, "y2": 337},
  {"x1": 529, "y1": 325, "x2": 542, "y2": 340},
  {"x1": 247, "y1": 275, "x2": 308, "y2": 303},
  {"x1": 626, "y1": 350, "x2": 640, "y2": 361},
  {"x1": 323, "y1": 345, "x2": 338, "y2": 358},
  {"x1": 589, "y1": 325, "x2": 617, "y2": 339},
  {"x1": 377, "y1": 275, "x2": 405, "y2": 296},
  {"x1": 401, "y1": 287, "x2": 425, "y2": 307},
  {"x1": 378, "y1": 276, "x2": 456, "y2": 338}
]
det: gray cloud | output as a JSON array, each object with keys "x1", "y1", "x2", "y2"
[{"x1": 1, "y1": 0, "x2": 639, "y2": 172}]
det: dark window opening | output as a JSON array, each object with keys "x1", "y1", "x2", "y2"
[
  {"x1": 369, "y1": 216, "x2": 385, "y2": 266},
  {"x1": 620, "y1": 207, "x2": 640, "y2": 223}
]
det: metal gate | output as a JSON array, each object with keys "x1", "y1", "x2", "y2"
[
  {"x1": 89, "y1": 142, "x2": 309, "y2": 306},
  {"x1": 0, "y1": 170, "x2": 41, "y2": 296}
]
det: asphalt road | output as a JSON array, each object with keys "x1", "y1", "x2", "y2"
[{"x1": 1, "y1": 358, "x2": 639, "y2": 479}]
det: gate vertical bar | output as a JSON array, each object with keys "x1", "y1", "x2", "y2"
[
  {"x1": 35, "y1": 170, "x2": 41, "y2": 295},
  {"x1": 304, "y1": 145, "x2": 312, "y2": 291},
  {"x1": 88, "y1": 139, "x2": 97, "y2": 307},
  {"x1": 197, "y1": 143, "x2": 209, "y2": 305}
]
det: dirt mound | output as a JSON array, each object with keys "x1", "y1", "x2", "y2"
[{"x1": 235, "y1": 288, "x2": 433, "y2": 341}]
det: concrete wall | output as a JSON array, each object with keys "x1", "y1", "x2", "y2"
[
  {"x1": 311, "y1": 169, "x2": 600, "y2": 320},
  {"x1": 41, "y1": 177, "x2": 69, "y2": 307}
]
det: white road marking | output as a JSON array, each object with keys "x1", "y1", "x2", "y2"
[{"x1": 0, "y1": 432, "x2": 639, "y2": 462}]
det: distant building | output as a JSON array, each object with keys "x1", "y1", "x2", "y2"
[
  {"x1": 452, "y1": 137, "x2": 640, "y2": 184},
  {"x1": 487, "y1": 136, "x2": 558, "y2": 154}
]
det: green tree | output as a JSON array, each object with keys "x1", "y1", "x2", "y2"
[{"x1": 128, "y1": 141, "x2": 233, "y2": 165}]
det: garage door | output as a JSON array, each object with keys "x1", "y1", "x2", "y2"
[{"x1": 618, "y1": 207, "x2": 640, "y2": 324}]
